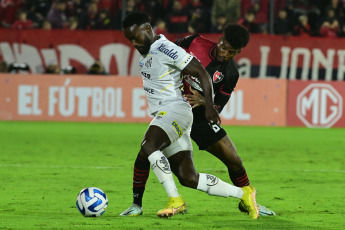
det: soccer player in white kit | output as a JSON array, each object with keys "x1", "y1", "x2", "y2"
[{"x1": 122, "y1": 12, "x2": 259, "y2": 219}]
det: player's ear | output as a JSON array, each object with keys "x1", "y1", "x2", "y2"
[{"x1": 145, "y1": 24, "x2": 152, "y2": 33}]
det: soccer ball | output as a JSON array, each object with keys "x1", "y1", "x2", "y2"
[{"x1": 76, "y1": 187, "x2": 108, "y2": 217}]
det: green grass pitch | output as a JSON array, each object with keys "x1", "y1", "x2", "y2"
[{"x1": 0, "y1": 121, "x2": 344, "y2": 229}]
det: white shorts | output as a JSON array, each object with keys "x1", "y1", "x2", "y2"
[
  {"x1": 149, "y1": 100, "x2": 193, "y2": 158},
  {"x1": 163, "y1": 130, "x2": 193, "y2": 158}
]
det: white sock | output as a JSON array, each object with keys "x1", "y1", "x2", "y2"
[
  {"x1": 197, "y1": 173, "x2": 244, "y2": 198},
  {"x1": 148, "y1": 150, "x2": 179, "y2": 198}
]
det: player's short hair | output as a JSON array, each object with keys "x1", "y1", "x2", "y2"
[
  {"x1": 122, "y1": 12, "x2": 151, "y2": 29},
  {"x1": 223, "y1": 23, "x2": 250, "y2": 50}
]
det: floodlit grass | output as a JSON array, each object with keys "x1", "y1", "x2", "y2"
[{"x1": 0, "y1": 121, "x2": 344, "y2": 229}]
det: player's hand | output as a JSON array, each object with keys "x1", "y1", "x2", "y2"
[
  {"x1": 205, "y1": 103, "x2": 221, "y2": 125},
  {"x1": 183, "y1": 86, "x2": 205, "y2": 108}
]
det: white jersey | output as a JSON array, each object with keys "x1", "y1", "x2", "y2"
[{"x1": 138, "y1": 34, "x2": 193, "y2": 115}]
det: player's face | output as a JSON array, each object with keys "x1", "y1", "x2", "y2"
[
  {"x1": 216, "y1": 36, "x2": 241, "y2": 62},
  {"x1": 124, "y1": 24, "x2": 152, "y2": 55}
]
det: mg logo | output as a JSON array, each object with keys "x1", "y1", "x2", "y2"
[{"x1": 297, "y1": 83, "x2": 343, "y2": 128}]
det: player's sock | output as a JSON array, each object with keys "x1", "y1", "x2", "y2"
[
  {"x1": 197, "y1": 173, "x2": 243, "y2": 198},
  {"x1": 229, "y1": 167, "x2": 250, "y2": 187},
  {"x1": 132, "y1": 154, "x2": 150, "y2": 207},
  {"x1": 148, "y1": 150, "x2": 179, "y2": 198}
]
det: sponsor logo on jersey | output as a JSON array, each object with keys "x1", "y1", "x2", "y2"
[
  {"x1": 158, "y1": 44, "x2": 179, "y2": 60},
  {"x1": 157, "y1": 111, "x2": 167, "y2": 117},
  {"x1": 171, "y1": 121, "x2": 183, "y2": 138},
  {"x1": 213, "y1": 71, "x2": 224, "y2": 83},
  {"x1": 143, "y1": 86, "x2": 154, "y2": 94}
]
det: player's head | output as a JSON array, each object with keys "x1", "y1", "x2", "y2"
[
  {"x1": 215, "y1": 23, "x2": 250, "y2": 62},
  {"x1": 122, "y1": 12, "x2": 155, "y2": 55}
]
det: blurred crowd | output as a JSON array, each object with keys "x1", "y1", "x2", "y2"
[
  {"x1": 1, "y1": 0, "x2": 345, "y2": 38},
  {"x1": 1, "y1": 0, "x2": 345, "y2": 75}
]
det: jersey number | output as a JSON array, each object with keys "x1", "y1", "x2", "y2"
[{"x1": 211, "y1": 124, "x2": 220, "y2": 133}]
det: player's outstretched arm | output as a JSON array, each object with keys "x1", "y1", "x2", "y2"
[{"x1": 183, "y1": 58, "x2": 220, "y2": 124}]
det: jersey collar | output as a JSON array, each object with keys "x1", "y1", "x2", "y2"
[{"x1": 209, "y1": 44, "x2": 217, "y2": 61}]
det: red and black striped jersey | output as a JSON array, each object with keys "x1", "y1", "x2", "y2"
[{"x1": 175, "y1": 34, "x2": 239, "y2": 116}]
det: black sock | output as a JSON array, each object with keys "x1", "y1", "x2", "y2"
[
  {"x1": 229, "y1": 167, "x2": 250, "y2": 187},
  {"x1": 132, "y1": 154, "x2": 150, "y2": 207}
]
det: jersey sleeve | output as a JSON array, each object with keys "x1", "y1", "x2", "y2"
[
  {"x1": 174, "y1": 34, "x2": 200, "y2": 49},
  {"x1": 214, "y1": 92, "x2": 230, "y2": 113},
  {"x1": 160, "y1": 40, "x2": 193, "y2": 71},
  {"x1": 214, "y1": 61, "x2": 239, "y2": 113}
]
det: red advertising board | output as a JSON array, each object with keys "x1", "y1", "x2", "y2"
[
  {"x1": 287, "y1": 80, "x2": 345, "y2": 128},
  {"x1": 1, "y1": 29, "x2": 344, "y2": 81},
  {"x1": 0, "y1": 74, "x2": 287, "y2": 126}
]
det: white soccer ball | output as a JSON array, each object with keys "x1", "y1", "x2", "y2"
[{"x1": 76, "y1": 187, "x2": 108, "y2": 217}]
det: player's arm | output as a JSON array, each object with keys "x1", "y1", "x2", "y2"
[
  {"x1": 184, "y1": 69, "x2": 239, "y2": 113},
  {"x1": 184, "y1": 85, "x2": 231, "y2": 113},
  {"x1": 183, "y1": 58, "x2": 220, "y2": 124},
  {"x1": 214, "y1": 91, "x2": 231, "y2": 113},
  {"x1": 214, "y1": 70, "x2": 239, "y2": 112}
]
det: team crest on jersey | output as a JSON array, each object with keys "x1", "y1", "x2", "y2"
[
  {"x1": 213, "y1": 71, "x2": 224, "y2": 83},
  {"x1": 145, "y1": 57, "x2": 152, "y2": 68}
]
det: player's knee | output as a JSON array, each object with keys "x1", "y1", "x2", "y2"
[
  {"x1": 177, "y1": 173, "x2": 198, "y2": 189},
  {"x1": 141, "y1": 141, "x2": 160, "y2": 157}
]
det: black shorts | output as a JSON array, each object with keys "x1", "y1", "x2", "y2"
[{"x1": 191, "y1": 118, "x2": 227, "y2": 150}]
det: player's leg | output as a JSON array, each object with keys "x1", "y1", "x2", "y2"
[
  {"x1": 133, "y1": 150, "x2": 150, "y2": 207},
  {"x1": 168, "y1": 150, "x2": 198, "y2": 188},
  {"x1": 121, "y1": 123, "x2": 182, "y2": 217},
  {"x1": 140, "y1": 124, "x2": 189, "y2": 218},
  {"x1": 147, "y1": 101, "x2": 193, "y2": 217},
  {"x1": 202, "y1": 127, "x2": 276, "y2": 216},
  {"x1": 168, "y1": 150, "x2": 258, "y2": 219},
  {"x1": 191, "y1": 121, "x2": 274, "y2": 217},
  {"x1": 191, "y1": 120, "x2": 249, "y2": 187},
  {"x1": 166, "y1": 130, "x2": 244, "y2": 198},
  {"x1": 165, "y1": 133, "x2": 258, "y2": 219},
  {"x1": 119, "y1": 149, "x2": 149, "y2": 216},
  {"x1": 140, "y1": 124, "x2": 181, "y2": 198},
  {"x1": 205, "y1": 135, "x2": 250, "y2": 187},
  {"x1": 168, "y1": 150, "x2": 244, "y2": 199}
]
